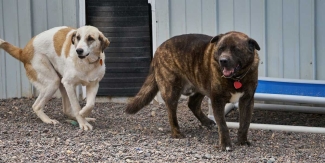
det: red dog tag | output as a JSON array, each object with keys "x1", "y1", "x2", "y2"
[{"x1": 234, "y1": 81, "x2": 242, "y2": 89}]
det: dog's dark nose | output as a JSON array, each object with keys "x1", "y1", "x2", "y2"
[
  {"x1": 76, "y1": 48, "x2": 83, "y2": 55},
  {"x1": 219, "y1": 58, "x2": 228, "y2": 66}
]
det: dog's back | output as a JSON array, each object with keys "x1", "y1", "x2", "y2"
[
  {"x1": 125, "y1": 34, "x2": 216, "y2": 116},
  {"x1": 153, "y1": 34, "x2": 216, "y2": 91},
  {"x1": 33, "y1": 26, "x2": 75, "y2": 59}
]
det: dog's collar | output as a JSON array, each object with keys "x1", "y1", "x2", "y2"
[
  {"x1": 222, "y1": 68, "x2": 251, "y2": 89},
  {"x1": 89, "y1": 57, "x2": 103, "y2": 65}
]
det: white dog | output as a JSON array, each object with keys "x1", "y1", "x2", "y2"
[{"x1": 0, "y1": 26, "x2": 110, "y2": 130}]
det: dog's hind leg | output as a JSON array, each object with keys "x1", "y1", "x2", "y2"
[
  {"x1": 188, "y1": 93, "x2": 216, "y2": 128},
  {"x1": 32, "y1": 79, "x2": 60, "y2": 124},
  {"x1": 158, "y1": 78, "x2": 184, "y2": 138}
]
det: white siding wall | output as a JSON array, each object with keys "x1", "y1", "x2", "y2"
[
  {"x1": 1, "y1": 0, "x2": 325, "y2": 99},
  {"x1": 0, "y1": 0, "x2": 78, "y2": 99},
  {"x1": 156, "y1": 0, "x2": 324, "y2": 80}
]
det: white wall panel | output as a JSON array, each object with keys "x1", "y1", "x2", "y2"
[
  {"x1": 0, "y1": 0, "x2": 5, "y2": 98},
  {"x1": 234, "y1": 0, "x2": 251, "y2": 35},
  {"x1": 218, "y1": 0, "x2": 234, "y2": 33},
  {"x1": 156, "y1": 0, "x2": 170, "y2": 46},
  {"x1": 170, "y1": 0, "x2": 186, "y2": 36},
  {"x1": 47, "y1": 0, "x2": 64, "y2": 29},
  {"x1": 202, "y1": 0, "x2": 217, "y2": 35},
  {"x1": 31, "y1": 0, "x2": 48, "y2": 36},
  {"x1": 299, "y1": 0, "x2": 315, "y2": 79},
  {"x1": 17, "y1": 0, "x2": 33, "y2": 97},
  {"x1": 283, "y1": 0, "x2": 299, "y2": 79},
  {"x1": 2, "y1": 0, "x2": 22, "y2": 98},
  {"x1": 250, "y1": 0, "x2": 266, "y2": 76},
  {"x1": 266, "y1": 0, "x2": 283, "y2": 78},
  {"x1": 316, "y1": 0, "x2": 325, "y2": 80},
  {"x1": 185, "y1": 0, "x2": 202, "y2": 33}
]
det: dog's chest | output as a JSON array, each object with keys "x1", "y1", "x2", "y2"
[
  {"x1": 79, "y1": 67, "x2": 105, "y2": 85},
  {"x1": 229, "y1": 92, "x2": 244, "y2": 103}
]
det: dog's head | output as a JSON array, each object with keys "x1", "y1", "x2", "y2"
[
  {"x1": 210, "y1": 31, "x2": 260, "y2": 78},
  {"x1": 71, "y1": 26, "x2": 110, "y2": 59}
]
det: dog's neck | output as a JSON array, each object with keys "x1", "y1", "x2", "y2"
[{"x1": 88, "y1": 57, "x2": 101, "y2": 65}]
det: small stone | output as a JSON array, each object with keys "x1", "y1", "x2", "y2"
[
  {"x1": 158, "y1": 128, "x2": 163, "y2": 131},
  {"x1": 66, "y1": 150, "x2": 74, "y2": 154},
  {"x1": 157, "y1": 141, "x2": 162, "y2": 145},
  {"x1": 267, "y1": 157, "x2": 276, "y2": 163},
  {"x1": 151, "y1": 111, "x2": 156, "y2": 117},
  {"x1": 202, "y1": 154, "x2": 211, "y2": 159},
  {"x1": 152, "y1": 107, "x2": 158, "y2": 111},
  {"x1": 125, "y1": 159, "x2": 132, "y2": 162},
  {"x1": 194, "y1": 154, "x2": 201, "y2": 159},
  {"x1": 145, "y1": 153, "x2": 151, "y2": 157}
]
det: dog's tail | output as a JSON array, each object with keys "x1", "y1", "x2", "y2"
[
  {"x1": 0, "y1": 39, "x2": 24, "y2": 62},
  {"x1": 125, "y1": 66, "x2": 159, "y2": 114}
]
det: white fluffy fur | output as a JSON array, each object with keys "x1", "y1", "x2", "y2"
[{"x1": 229, "y1": 92, "x2": 244, "y2": 103}]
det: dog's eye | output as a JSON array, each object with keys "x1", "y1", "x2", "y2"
[
  {"x1": 219, "y1": 46, "x2": 225, "y2": 51},
  {"x1": 76, "y1": 35, "x2": 81, "y2": 40},
  {"x1": 87, "y1": 36, "x2": 94, "y2": 42}
]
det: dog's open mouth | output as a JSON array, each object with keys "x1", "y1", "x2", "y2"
[
  {"x1": 222, "y1": 64, "x2": 241, "y2": 78},
  {"x1": 78, "y1": 53, "x2": 90, "y2": 59},
  {"x1": 222, "y1": 67, "x2": 235, "y2": 77}
]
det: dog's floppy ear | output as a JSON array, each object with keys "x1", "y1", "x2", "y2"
[
  {"x1": 99, "y1": 33, "x2": 110, "y2": 53},
  {"x1": 248, "y1": 38, "x2": 260, "y2": 51},
  {"x1": 71, "y1": 31, "x2": 77, "y2": 45},
  {"x1": 210, "y1": 34, "x2": 224, "y2": 44}
]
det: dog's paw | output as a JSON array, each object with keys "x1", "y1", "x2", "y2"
[
  {"x1": 44, "y1": 119, "x2": 60, "y2": 125},
  {"x1": 171, "y1": 132, "x2": 185, "y2": 139},
  {"x1": 220, "y1": 144, "x2": 233, "y2": 152},
  {"x1": 201, "y1": 119, "x2": 216, "y2": 129},
  {"x1": 79, "y1": 121, "x2": 93, "y2": 131},
  {"x1": 236, "y1": 140, "x2": 251, "y2": 146},
  {"x1": 225, "y1": 146, "x2": 232, "y2": 152}
]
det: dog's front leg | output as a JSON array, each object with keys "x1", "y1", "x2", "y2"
[
  {"x1": 211, "y1": 96, "x2": 232, "y2": 151},
  {"x1": 79, "y1": 82, "x2": 99, "y2": 120},
  {"x1": 62, "y1": 81, "x2": 93, "y2": 130},
  {"x1": 237, "y1": 92, "x2": 254, "y2": 146}
]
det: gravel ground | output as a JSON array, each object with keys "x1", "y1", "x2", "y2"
[{"x1": 1, "y1": 97, "x2": 325, "y2": 162}]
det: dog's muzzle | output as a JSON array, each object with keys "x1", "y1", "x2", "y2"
[
  {"x1": 76, "y1": 48, "x2": 89, "y2": 59},
  {"x1": 220, "y1": 58, "x2": 234, "y2": 77},
  {"x1": 220, "y1": 58, "x2": 241, "y2": 78}
]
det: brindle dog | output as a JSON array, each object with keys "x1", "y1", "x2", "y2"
[{"x1": 125, "y1": 31, "x2": 260, "y2": 151}]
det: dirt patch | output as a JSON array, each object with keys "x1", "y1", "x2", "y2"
[{"x1": 0, "y1": 97, "x2": 325, "y2": 162}]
